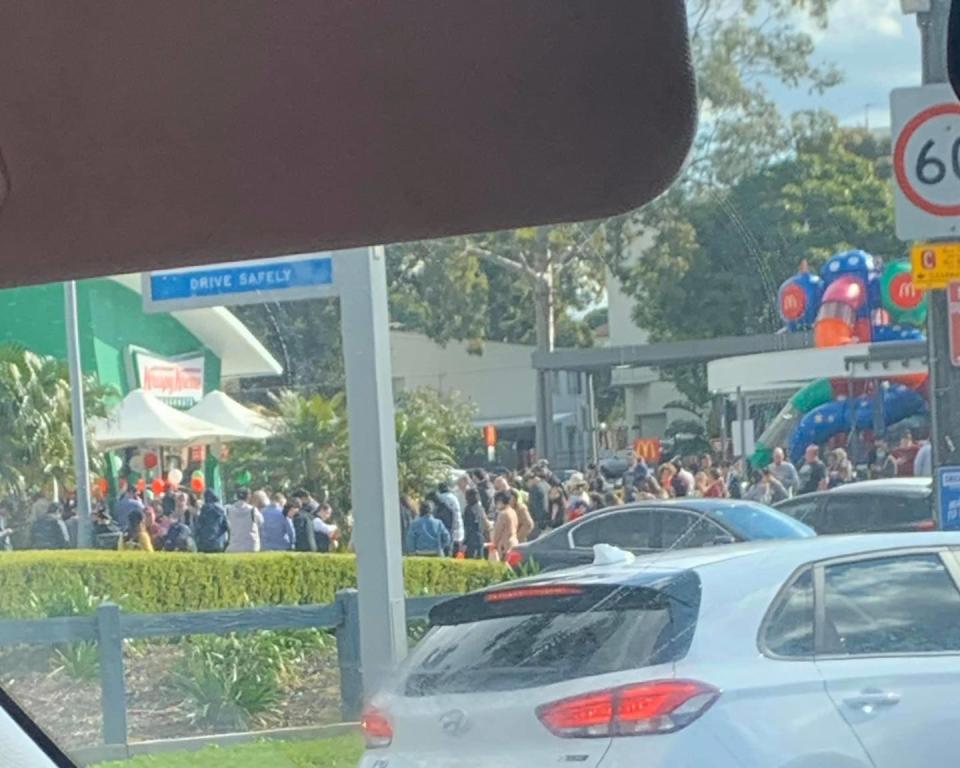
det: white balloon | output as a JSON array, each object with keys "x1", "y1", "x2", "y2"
[
  {"x1": 167, "y1": 468, "x2": 183, "y2": 486},
  {"x1": 128, "y1": 454, "x2": 145, "y2": 473}
]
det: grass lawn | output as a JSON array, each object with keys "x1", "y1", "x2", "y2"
[{"x1": 94, "y1": 734, "x2": 364, "y2": 768}]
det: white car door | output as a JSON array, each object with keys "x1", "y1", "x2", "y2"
[{"x1": 814, "y1": 550, "x2": 960, "y2": 768}]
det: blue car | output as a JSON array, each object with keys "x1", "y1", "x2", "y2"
[{"x1": 506, "y1": 498, "x2": 814, "y2": 571}]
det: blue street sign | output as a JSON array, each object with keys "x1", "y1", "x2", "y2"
[
  {"x1": 142, "y1": 253, "x2": 336, "y2": 313},
  {"x1": 938, "y1": 466, "x2": 960, "y2": 530}
]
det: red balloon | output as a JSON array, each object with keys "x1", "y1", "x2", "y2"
[
  {"x1": 151, "y1": 478, "x2": 165, "y2": 495},
  {"x1": 190, "y1": 476, "x2": 205, "y2": 493},
  {"x1": 143, "y1": 452, "x2": 159, "y2": 469}
]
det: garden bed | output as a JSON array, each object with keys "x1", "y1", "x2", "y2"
[{"x1": 1, "y1": 634, "x2": 343, "y2": 751}]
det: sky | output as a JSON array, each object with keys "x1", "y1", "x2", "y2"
[{"x1": 770, "y1": 0, "x2": 922, "y2": 131}]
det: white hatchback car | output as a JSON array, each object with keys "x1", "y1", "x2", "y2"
[{"x1": 359, "y1": 533, "x2": 960, "y2": 768}]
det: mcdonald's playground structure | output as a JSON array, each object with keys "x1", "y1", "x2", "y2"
[{"x1": 749, "y1": 250, "x2": 929, "y2": 468}]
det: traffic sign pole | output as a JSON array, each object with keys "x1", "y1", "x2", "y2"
[
  {"x1": 141, "y1": 247, "x2": 409, "y2": 695},
  {"x1": 915, "y1": 0, "x2": 960, "y2": 524}
]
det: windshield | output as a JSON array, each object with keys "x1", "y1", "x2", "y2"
[
  {"x1": 0, "y1": 3, "x2": 952, "y2": 768},
  {"x1": 711, "y1": 503, "x2": 816, "y2": 540}
]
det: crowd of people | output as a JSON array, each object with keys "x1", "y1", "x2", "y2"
[
  {"x1": 5, "y1": 429, "x2": 932, "y2": 555},
  {"x1": 398, "y1": 431, "x2": 934, "y2": 560},
  {"x1": 13, "y1": 483, "x2": 346, "y2": 554}
]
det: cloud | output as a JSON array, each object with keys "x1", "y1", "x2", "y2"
[{"x1": 801, "y1": 0, "x2": 906, "y2": 42}]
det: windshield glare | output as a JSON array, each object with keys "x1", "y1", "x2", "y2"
[{"x1": 712, "y1": 504, "x2": 817, "y2": 540}]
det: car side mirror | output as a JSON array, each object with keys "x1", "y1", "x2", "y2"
[{"x1": 710, "y1": 534, "x2": 736, "y2": 546}]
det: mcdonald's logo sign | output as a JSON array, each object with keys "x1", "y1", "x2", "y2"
[{"x1": 633, "y1": 438, "x2": 662, "y2": 464}]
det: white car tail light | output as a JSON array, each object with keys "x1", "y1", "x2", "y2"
[
  {"x1": 361, "y1": 706, "x2": 394, "y2": 748},
  {"x1": 536, "y1": 680, "x2": 719, "y2": 739}
]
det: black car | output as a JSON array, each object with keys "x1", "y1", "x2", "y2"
[
  {"x1": 505, "y1": 498, "x2": 814, "y2": 571},
  {"x1": 775, "y1": 477, "x2": 935, "y2": 535}
]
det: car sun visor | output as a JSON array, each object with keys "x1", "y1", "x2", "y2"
[{"x1": 0, "y1": 0, "x2": 694, "y2": 286}]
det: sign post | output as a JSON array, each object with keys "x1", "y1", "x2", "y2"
[
  {"x1": 950, "y1": 282, "x2": 960, "y2": 366},
  {"x1": 938, "y1": 466, "x2": 960, "y2": 529},
  {"x1": 143, "y1": 247, "x2": 407, "y2": 695},
  {"x1": 64, "y1": 280, "x2": 93, "y2": 548},
  {"x1": 893, "y1": 0, "x2": 960, "y2": 528}
]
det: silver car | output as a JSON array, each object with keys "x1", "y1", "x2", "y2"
[{"x1": 361, "y1": 533, "x2": 960, "y2": 767}]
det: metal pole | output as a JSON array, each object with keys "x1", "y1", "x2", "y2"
[
  {"x1": 918, "y1": 0, "x2": 960, "y2": 522},
  {"x1": 337, "y1": 247, "x2": 407, "y2": 696},
  {"x1": 64, "y1": 281, "x2": 93, "y2": 548},
  {"x1": 736, "y1": 386, "x2": 747, "y2": 460},
  {"x1": 586, "y1": 372, "x2": 599, "y2": 465}
]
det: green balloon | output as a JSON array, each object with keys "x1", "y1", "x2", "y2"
[
  {"x1": 750, "y1": 444, "x2": 772, "y2": 470},
  {"x1": 881, "y1": 260, "x2": 927, "y2": 327},
  {"x1": 235, "y1": 469, "x2": 252, "y2": 486},
  {"x1": 789, "y1": 379, "x2": 834, "y2": 414}
]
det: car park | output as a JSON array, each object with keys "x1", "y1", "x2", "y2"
[
  {"x1": 775, "y1": 478, "x2": 934, "y2": 534},
  {"x1": 361, "y1": 533, "x2": 960, "y2": 768},
  {"x1": 505, "y1": 499, "x2": 814, "y2": 571}
]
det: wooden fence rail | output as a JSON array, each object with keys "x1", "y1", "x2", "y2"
[{"x1": 0, "y1": 589, "x2": 453, "y2": 747}]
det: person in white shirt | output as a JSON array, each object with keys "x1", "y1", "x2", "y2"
[
  {"x1": 437, "y1": 482, "x2": 465, "y2": 555},
  {"x1": 226, "y1": 488, "x2": 263, "y2": 552},
  {"x1": 914, "y1": 440, "x2": 933, "y2": 477},
  {"x1": 769, "y1": 446, "x2": 801, "y2": 496}
]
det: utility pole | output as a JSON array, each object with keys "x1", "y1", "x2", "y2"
[{"x1": 64, "y1": 281, "x2": 93, "y2": 548}]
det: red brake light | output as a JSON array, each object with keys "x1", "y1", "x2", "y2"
[
  {"x1": 484, "y1": 585, "x2": 582, "y2": 603},
  {"x1": 505, "y1": 548, "x2": 525, "y2": 568},
  {"x1": 536, "y1": 680, "x2": 719, "y2": 739},
  {"x1": 361, "y1": 706, "x2": 393, "y2": 749},
  {"x1": 912, "y1": 519, "x2": 937, "y2": 531}
]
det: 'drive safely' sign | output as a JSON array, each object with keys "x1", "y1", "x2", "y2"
[{"x1": 142, "y1": 253, "x2": 335, "y2": 312}]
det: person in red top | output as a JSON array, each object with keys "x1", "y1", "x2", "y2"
[{"x1": 705, "y1": 468, "x2": 727, "y2": 498}]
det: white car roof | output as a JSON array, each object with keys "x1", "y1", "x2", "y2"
[
  {"x1": 829, "y1": 477, "x2": 931, "y2": 494},
  {"x1": 623, "y1": 531, "x2": 956, "y2": 574}
]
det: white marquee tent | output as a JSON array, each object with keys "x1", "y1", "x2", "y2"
[
  {"x1": 89, "y1": 389, "x2": 247, "y2": 449},
  {"x1": 187, "y1": 390, "x2": 275, "y2": 442}
]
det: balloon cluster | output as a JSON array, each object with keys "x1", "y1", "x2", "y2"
[
  {"x1": 751, "y1": 250, "x2": 930, "y2": 467},
  {"x1": 777, "y1": 251, "x2": 927, "y2": 344}
]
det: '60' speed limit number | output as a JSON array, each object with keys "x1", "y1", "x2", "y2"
[{"x1": 891, "y1": 84, "x2": 960, "y2": 242}]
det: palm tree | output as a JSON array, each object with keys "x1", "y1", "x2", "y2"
[{"x1": 0, "y1": 345, "x2": 113, "y2": 497}]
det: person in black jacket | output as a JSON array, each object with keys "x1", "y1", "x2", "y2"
[
  {"x1": 471, "y1": 469, "x2": 495, "y2": 519},
  {"x1": 526, "y1": 473, "x2": 550, "y2": 531},
  {"x1": 31, "y1": 502, "x2": 70, "y2": 549},
  {"x1": 195, "y1": 490, "x2": 230, "y2": 553},
  {"x1": 399, "y1": 495, "x2": 416, "y2": 554},
  {"x1": 462, "y1": 487, "x2": 486, "y2": 559},
  {"x1": 291, "y1": 489, "x2": 317, "y2": 552}
]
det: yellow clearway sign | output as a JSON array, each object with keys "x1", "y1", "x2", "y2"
[{"x1": 911, "y1": 242, "x2": 960, "y2": 288}]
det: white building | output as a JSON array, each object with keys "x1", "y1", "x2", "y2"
[
  {"x1": 606, "y1": 232, "x2": 690, "y2": 440},
  {"x1": 389, "y1": 330, "x2": 591, "y2": 469}
]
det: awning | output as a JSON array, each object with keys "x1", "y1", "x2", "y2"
[
  {"x1": 707, "y1": 343, "x2": 929, "y2": 396},
  {"x1": 187, "y1": 390, "x2": 275, "y2": 442},
  {"x1": 471, "y1": 412, "x2": 574, "y2": 430},
  {"x1": 89, "y1": 389, "x2": 246, "y2": 449}
]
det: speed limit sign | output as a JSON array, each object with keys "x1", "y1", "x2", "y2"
[{"x1": 891, "y1": 84, "x2": 960, "y2": 241}]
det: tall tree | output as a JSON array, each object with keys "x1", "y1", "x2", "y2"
[
  {"x1": 624, "y1": 119, "x2": 900, "y2": 344},
  {"x1": 685, "y1": 0, "x2": 840, "y2": 188},
  {"x1": 620, "y1": 119, "x2": 899, "y2": 410}
]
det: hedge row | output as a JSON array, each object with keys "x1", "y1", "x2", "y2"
[{"x1": 0, "y1": 551, "x2": 510, "y2": 618}]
